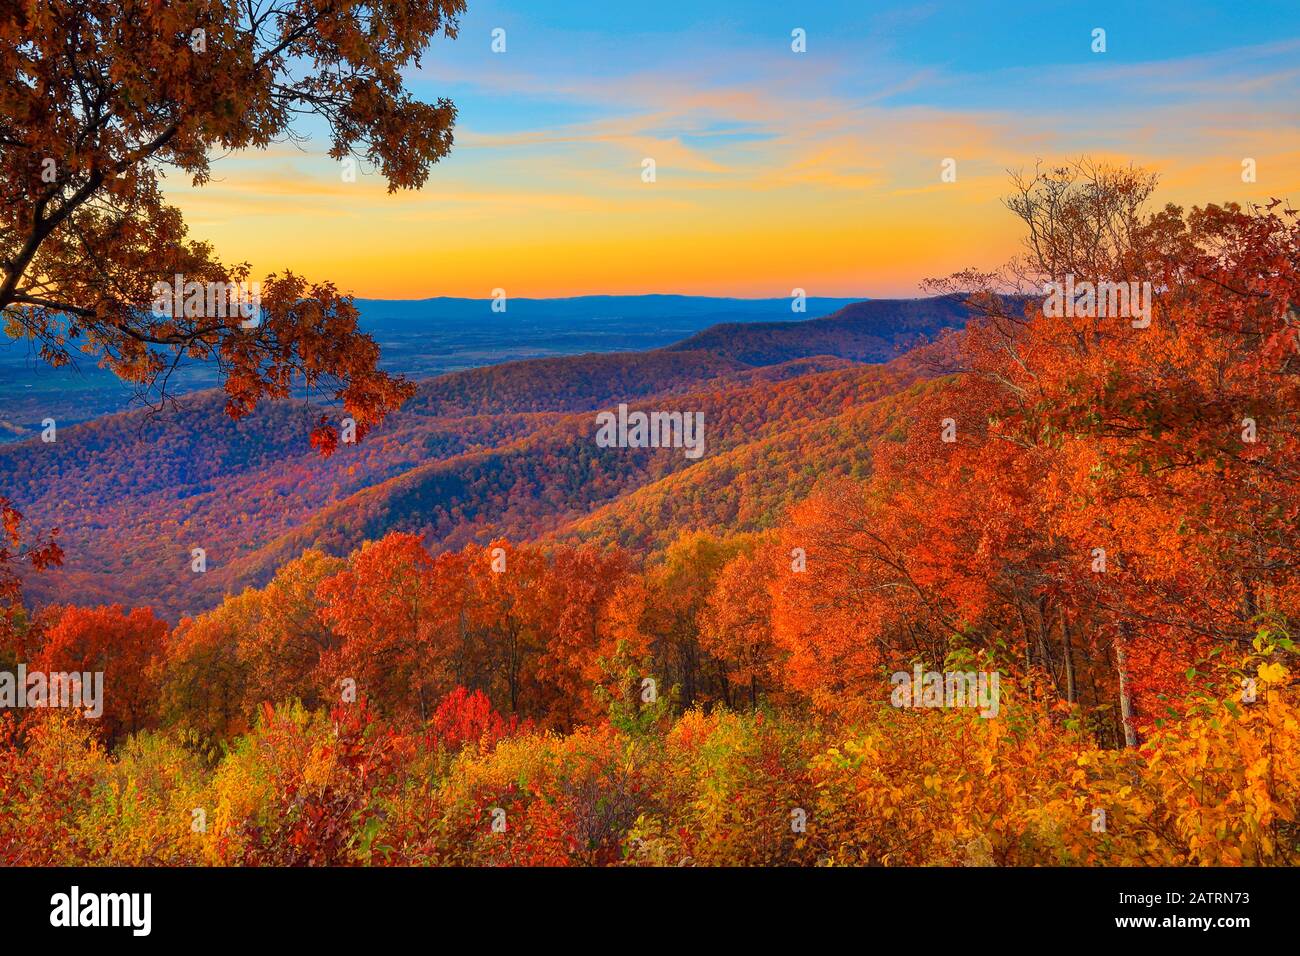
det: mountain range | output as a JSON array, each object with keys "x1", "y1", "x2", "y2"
[
  {"x1": 0, "y1": 294, "x2": 865, "y2": 441},
  {"x1": 0, "y1": 294, "x2": 974, "y2": 620}
]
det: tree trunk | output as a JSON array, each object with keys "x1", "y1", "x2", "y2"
[
  {"x1": 1037, "y1": 597, "x2": 1058, "y2": 696},
  {"x1": 1061, "y1": 609, "x2": 1076, "y2": 705},
  {"x1": 1114, "y1": 627, "x2": 1138, "y2": 748}
]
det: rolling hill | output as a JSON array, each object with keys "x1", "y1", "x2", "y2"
[{"x1": 1, "y1": 295, "x2": 973, "y2": 620}]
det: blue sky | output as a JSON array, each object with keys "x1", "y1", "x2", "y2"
[{"x1": 174, "y1": 1, "x2": 1300, "y2": 298}]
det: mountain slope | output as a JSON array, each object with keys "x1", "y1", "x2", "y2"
[
  {"x1": 556, "y1": 375, "x2": 951, "y2": 552},
  {"x1": 665, "y1": 293, "x2": 972, "y2": 365},
  {"x1": 3, "y1": 296, "x2": 973, "y2": 619},
  {"x1": 213, "y1": 355, "x2": 932, "y2": 594}
]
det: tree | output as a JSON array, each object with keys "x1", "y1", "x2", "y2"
[
  {"x1": 462, "y1": 539, "x2": 547, "y2": 719},
  {"x1": 34, "y1": 603, "x2": 167, "y2": 743},
  {"x1": 524, "y1": 544, "x2": 631, "y2": 729},
  {"x1": 631, "y1": 531, "x2": 750, "y2": 710},
  {"x1": 237, "y1": 548, "x2": 343, "y2": 710},
  {"x1": 700, "y1": 546, "x2": 783, "y2": 710},
  {"x1": 1, "y1": 0, "x2": 469, "y2": 448},
  {"x1": 316, "y1": 533, "x2": 455, "y2": 721},
  {"x1": 159, "y1": 593, "x2": 256, "y2": 741}
]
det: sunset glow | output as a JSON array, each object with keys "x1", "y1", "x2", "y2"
[{"x1": 168, "y1": 0, "x2": 1300, "y2": 299}]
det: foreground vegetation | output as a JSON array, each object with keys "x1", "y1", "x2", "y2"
[{"x1": 1, "y1": 644, "x2": 1295, "y2": 866}]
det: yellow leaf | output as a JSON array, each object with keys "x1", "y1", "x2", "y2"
[{"x1": 1258, "y1": 662, "x2": 1288, "y2": 683}]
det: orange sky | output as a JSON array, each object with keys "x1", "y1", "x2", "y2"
[{"x1": 165, "y1": 6, "x2": 1300, "y2": 299}]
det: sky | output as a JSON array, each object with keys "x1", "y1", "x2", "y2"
[{"x1": 169, "y1": 0, "x2": 1300, "y2": 299}]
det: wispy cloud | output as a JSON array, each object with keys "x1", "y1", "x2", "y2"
[{"x1": 164, "y1": 2, "x2": 1300, "y2": 297}]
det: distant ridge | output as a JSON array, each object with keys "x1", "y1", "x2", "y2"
[
  {"x1": 354, "y1": 293, "x2": 868, "y2": 322},
  {"x1": 666, "y1": 294, "x2": 973, "y2": 365},
  {"x1": 0, "y1": 293, "x2": 868, "y2": 439},
  {"x1": 402, "y1": 295, "x2": 972, "y2": 418}
]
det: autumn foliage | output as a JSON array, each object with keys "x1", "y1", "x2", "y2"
[
  {"x1": 2, "y1": 165, "x2": 1298, "y2": 865},
  {"x1": 1, "y1": 1, "x2": 467, "y2": 448}
]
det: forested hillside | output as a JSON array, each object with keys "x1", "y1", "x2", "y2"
[
  {"x1": 0, "y1": 298, "x2": 967, "y2": 619},
  {"x1": 665, "y1": 293, "x2": 977, "y2": 364}
]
